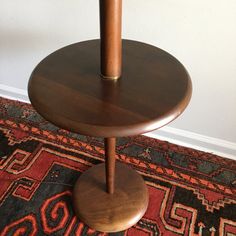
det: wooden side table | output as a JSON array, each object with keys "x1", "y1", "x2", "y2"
[{"x1": 28, "y1": 0, "x2": 192, "y2": 233}]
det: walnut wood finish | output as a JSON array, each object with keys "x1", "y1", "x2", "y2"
[
  {"x1": 28, "y1": 0, "x2": 192, "y2": 232},
  {"x1": 105, "y1": 137, "x2": 116, "y2": 194},
  {"x1": 73, "y1": 162, "x2": 149, "y2": 232},
  {"x1": 28, "y1": 39, "x2": 192, "y2": 138},
  {"x1": 100, "y1": 0, "x2": 122, "y2": 79}
]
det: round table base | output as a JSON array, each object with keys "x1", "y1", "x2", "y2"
[{"x1": 73, "y1": 162, "x2": 149, "y2": 232}]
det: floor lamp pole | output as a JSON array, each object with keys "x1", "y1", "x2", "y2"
[{"x1": 100, "y1": 0, "x2": 122, "y2": 80}]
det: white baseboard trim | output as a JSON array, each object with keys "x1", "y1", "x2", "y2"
[
  {"x1": 0, "y1": 84, "x2": 236, "y2": 160},
  {"x1": 145, "y1": 127, "x2": 236, "y2": 160},
  {"x1": 0, "y1": 84, "x2": 30, "y2": 103}
]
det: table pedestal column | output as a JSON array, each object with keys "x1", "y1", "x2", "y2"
[{"x1": 72, "y1": 138, "x2": 149, "y2": 232}]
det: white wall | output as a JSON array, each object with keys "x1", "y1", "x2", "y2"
[{"x1": 0, "y1": 0, "x2": 236, "y2": 158}]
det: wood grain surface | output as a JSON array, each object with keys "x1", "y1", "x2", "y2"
[
  {"x1": 28, "y1": 39, "x2": 192, "y2": 137},
  {"x1": 73, "y1": 162, "x2": 149, "y2": 232}
]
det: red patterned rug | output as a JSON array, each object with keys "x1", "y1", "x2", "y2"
[{"x1": 0, "y1": 97, "x2": 235, "y2": 236}]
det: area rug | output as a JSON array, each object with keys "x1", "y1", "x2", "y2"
[{"x1": 0, "y1": 97, "x2": 235, "y2": 236}]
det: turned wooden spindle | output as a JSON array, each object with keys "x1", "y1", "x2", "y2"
[
  {"x1": 100, "y1": 0, "x2": 122, "y2": 79},
  {"x1": 100, "y1": 0, "x2": 122, "y2": 194},
  {"x1": 104, "y1": 137, "x2": 116, "y2": 194}
]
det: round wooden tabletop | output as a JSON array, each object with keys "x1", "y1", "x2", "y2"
[{"x1": 28, "y1": 39, "x2": 192, "y2": 137}]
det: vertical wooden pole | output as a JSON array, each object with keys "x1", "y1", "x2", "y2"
[
  {"x1": 100, "y1": 0, "x2": 122, "y2": 80},
  {"x1": 100, "y1": 0, "x2": 121, "y2": 193},
  {"x1": 104, "y1": 137, "x2": 116, "y2": 194}
]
